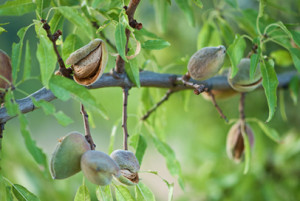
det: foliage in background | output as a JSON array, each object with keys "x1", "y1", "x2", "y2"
[{"x1": 0, "y1": 0, "x2": 300, "y2": 200}]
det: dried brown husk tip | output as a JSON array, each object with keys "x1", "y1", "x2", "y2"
[{"x1": 66, "y1": 39, "x2": 108, "y2": 86}]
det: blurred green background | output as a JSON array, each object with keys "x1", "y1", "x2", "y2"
[{"x1": 1, "y1": 0, "x2": 300, "y2": 200}]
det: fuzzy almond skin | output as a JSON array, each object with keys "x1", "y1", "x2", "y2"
[
  {"x1": 226, "y1": 121, "x2": 254, "y2": 163},
  {"x1": 81, "y1": 150, "x2": 121, "y2": 186},
  {"x1": 228, "y1": 58, "x2": 262, "y2": 92},
  {"x1": 187, "y1": 46, "x2": 226, "y2": 80},
  {"x1": 110, "y1": 150, "x2": 140, "y2": 185},
  {"x1": 50, "y1": 132, "x2": 90, "y2": 179}
]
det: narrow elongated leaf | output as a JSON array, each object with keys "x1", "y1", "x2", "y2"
[
  {"x1": 289, "y1": 76, "x2": 299, "y2": 105},
  {"x1": 53, "y1": 111, "x2": 74, "y2": 126},
  {"x1": 96, "y1": 20, "x2": 111, "y2": 33},
  {"x1": 36, "y1": 35, "x2": 57, "y2": 87},
  {"x1": 11, "y1": 26, "x2": 31, "y2": 83},
  {"x1": 0, "y1": 27, "x2": 6, "y2": 35},
  {"x1": 135, "y1": 135, "x2": 147, "y2": 165},
  {"x1": 290, "y1": 30, "x2": 300, "y2": 47},
  {"x1": 32, "y1": 99, "x2": 56, "y2": 115},
  {"x1": 19, "y1": 114, "x2": 48, "y2": 175},
  {"x1": 279, "y1": 90, "x2": 287, "y2": 121},
  {"x1": 49, "y1": 76, "x2": 108, "y2": 119},
  {"x1": 96, "y1": 186, "x2": 113, "y2": 201},
  {"x1": 6, "y1": 186, "x2": 13, "y2": 201},
  {"x1": 142, "y1": 39, "x2": 170, "y2": 50},
  {"x1": 115, "y1": 185, "x2": 135, "y2": 201},
  {"x1": 62, "y1": 34, "x2": 84, "y2": 61},
  {"x1": 258, "y1": 0, "x2": 266, "y2": 18},
  {"x1": 4, "y1": 90, "x2": 19, "y2": 116},
  {"x1": 289, "y1": 48, "x2": 300, "y2": 72},
  {"x1": 57, "y1": 7, "x2": 93, "y2": 38},
  {"x1": 197, "y1": 22, "x2": 221, "y2": 50},
  {"x1": 260, "y1": 60, "x2": 278, "y2": 122},
  {"x1": 250, "y1": 38, "x2": 261, "y2": 79},
  {"x1": 153, "y1": 0, "x2": 169, "y2": 33},
  {"x1": 12, "y1": 184, "x2": 40, "y2": 201},
  {"x1": 227, "y1": 35, "x2": 246, "y2": 78},
  {"x1": 23, "y1": 41, "x2": 31, "y2": 80},
  {"x1": 193, "y1": 0, "x2": 203, "y2": 8},
  {"x1": 248, "y1": 118, "x2": 281, "y2": 142},
  {"x1": 49, "y1": 11, "x2": 64, "y2": 34},
  {"x1": 241, "y1": 125, "x2": 251, "y2": 174},
  {"x1": 217, "y1": 17, "x2": 234, "y2": 45},
  {"x1": 0, "y1": 0, "x2": 36, "y2": 16},
  {"x1": 225, "y1": 0, "x2": 238, "y2": 8},
  {"x1": 174, "y1": 0, "x2": 195, "y2": 27},
  {"x1": 135, "y1": 183, "x2": 155, "y2": 201},
  {"x1": 36, "y1": 0, "x2": 50, "y2": 18},
  {"x1": 74, "y1": 185, "x2": 90, "y2": 201},
  {"x1": 115, "y1": 22, "x2": 127, "y2": 61},
  {"x1": 125, "y1": 58, "x2": 140, "y2": 87}
]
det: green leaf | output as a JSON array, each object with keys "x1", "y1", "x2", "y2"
[
  {"x1": 197, "y1": 22, "x2": 221, "y2": 50},
  {"x1": 62, "y1": 34, "x2": 84, "y2": 62},
  {"x1": 36, "y1": 0, "x2": 50, "y2": 19},
  {"x1": 193, "y1": 0, "x2": 203, "y2": 8},
  {"x1": 0, "y1": 27, "x2": 6, "y2": 35},
  {"x1": 11, "y1": 26, "x2": 31, "y2": 83},
  {"x1": 96, "y1": 20, "x2": 111, "y2": 33},
  {"x1": 260, "y1": 60, "x2": 278, "y2": 122},
  {"x1": 32, "y1": 99, "x2": 56, "y2": 115},
  {"x1": 0, "y1": 0, "x2": 36, "y2": 16},
  {"x1": 225, "y1": 0, "x2": 238, "y2": 8},
  {"x1": 279, "y1": 90, "x2": 287, "y2": 121},
  {"x1": 23, "y1": 41, "x2": 31, "y2": 80},
  {"x1": 36, "y1": 35, "x2": 57, "y2": 87},
  {"x1": 6, "y1": 186, "x2": 13, "y2": 201},
  {"x1": 57, "y1": 7, "x2": 93, "y2": 38},
  {"x1": 114, "y1": 185, "x2": 135, "y2": 201},
  {"x1": 249, "y1": 118, "x2": 281, "y2": 142},
  {"x1": 174, "y1": 0, "x2": 195, "y2": 27},
  {"x1": 142, "y1": 39, "x2": 170, "y2": 50},
  {"x1": 153, "y1": 0, "x2": 169, "y2": 33},
  {"x1": 125, "y1": 58, "x2": 140, "y2": 88},
  {"x1": 135, "y1": 135, "x2": 147, "y2": 165},
  {"x1": 241, "y1": 125, "x2": 251, "y2": 174},
  {"x1": 135, "y1": 183, "x2": 156, "y2": 201},
  {"x1": 49, "y1": 11, "x2": 64, "y2": 34},
  {"x1": 4, "y1": 90, "x2": 19, "y2": 116},
  {"x1": 115, "y1": 22, "x2": 127, "y2": 62},
  {"x1": 227, "y1": 35, "x2": 246, "y2": 78},
  {"x1": 54, "y1": 111, "x2": 74, "y2": 126},
  {"x1": 96, "y1": 186, "x2": 113, "y2": 201},
  {"x1": 289, "y1": 76, "x2": 299, "y2": 105},
  {"x1": 19, "y1": 114, "x2": 49, "y2": 175},
  {"x1": 217, "y1": 17, "x2": 234, "y2": 46},
  {"x1": 289, "y1": 48, "x2": 300, "y2": 72},
  {"x1": 49, "y1": 76, "x2": 108, "y2": 119},
  {"x1": 258, "y1": 0, "x2": 266, "y2": 18},
  {"x1": 290, "y1": 30, "x2": 300, "y2": 47},
  {"x1": 250, "y1": 38, "x2": 261, "y2": 79},
  {"x1": 74, "y1": 185, "x2": 90, "y2": 201},
  {"x1": 137, "y1": 28, "x2": 161, "y2": 39},
  {"x1": 12, "y1": 184, "x2": 40, "y2": 201},
  {"x1": 108, "y1": 123, "x2": 118, "y2": 154}
]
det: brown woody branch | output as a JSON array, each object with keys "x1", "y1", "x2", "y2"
[
  {"x1": 122, "y1": 87, "x2": 130, "y2": 150},
  {"x1": 0, "y1": 71, "x2": 297, "y2": 124},
  {"x1": 41, "y1": 20, "x2": 72, "y2": 78},
  {"x1": 207, "y1": 90, "x2": 228, "y2": 122},
  {"x1": 80, "y1": 104, "x2": 95, "y2": 150}
]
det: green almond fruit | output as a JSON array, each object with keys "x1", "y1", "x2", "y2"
[
  {"x1": 80, "y1": 150, "x2": 121, "y2": 186},
  {"x1": 50, "y1": 132, "x2": 91, "y2": 179}
]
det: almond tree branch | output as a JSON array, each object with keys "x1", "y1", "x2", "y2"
[
  {"x1": 122, "y1": 87, "x2": 130, "y2": 150},
  {"x1": 207, "y1": 90, "x2": 229, "y2": 122},
  {"x1": 0, "y1": 71, "x2": 297, "y2": 124},
  {"x1": 80, "y1": 103, "x2": 95, "y2": 150}
]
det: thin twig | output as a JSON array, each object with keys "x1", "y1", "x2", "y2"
[
  {"x1": 80, "y1": 104, "x2": 95, "y2": 150},
  {"x1": 115, "y1": 0, "x2": 142, "y2": 74},
  {"x1": 122, "y1": 87, "x2": 130, "y2": 150},
  {"x1": 177, "y1": 75, "x2": 206, "y2": 95},
  {"x1": 141, "y1": 89, "x2": 174, "y2": 121},
  {"x1": 239, "y1": 93, "x2": 246, "y2": 122},
  {"x1": 41, "y1": 19, "x2": 72, "y2": 78},
  {"x1": 207, "y1": 90, "x2": 228, "y2": 122}
]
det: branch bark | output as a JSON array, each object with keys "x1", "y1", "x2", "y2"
[{"x1": 0, "y1": 71, "x2": 297, "y2": 124}]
